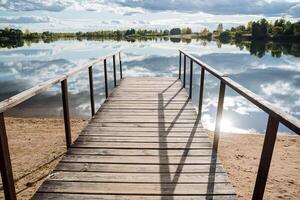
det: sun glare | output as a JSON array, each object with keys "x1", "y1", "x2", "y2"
[{"x1": 220, "y1": 117, "x2": 234, "y2": 133}]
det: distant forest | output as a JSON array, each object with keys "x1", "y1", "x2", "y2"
[{"x1": 1, "y1": 18, "x2": 300, "y2": 57}]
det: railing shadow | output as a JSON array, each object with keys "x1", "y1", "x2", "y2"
[
  {"x1": 157, "y1": 80, "x2": 214, "y2": 199},
  {"x1": 205, "y1": 150, "x2": 218, "y2": 200}
]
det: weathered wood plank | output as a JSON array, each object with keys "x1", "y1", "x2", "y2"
[
  {"x1": 48, "y1": 171, "x2": 230, "y2": 183},
  {"x1": 92, "y1": 119, "x2": 200, "y2": 123},
  {"x1": 36, "y1": 181, "x2": 236, "y2": 195},
  {"x1": 94, "y1": 116, "x2": 198, "y2": 121},
  {"x1": 61, "y1": 155, "x2": 218, "y2": 164},
  {"x1": 54, "y1": 162, "x2": 224, "y2": 173},
  {"x1": 71, "y1": 142, "x2": 211, "y2": 149},
  {"x1": 80, "y1": 132, "x2": 208, "y2": 138},
  {"x1": 103, "y1": 101, "x2": 193, "y2": 106},
  {"x1": 96, "y1": 110, "x2": 197, "y2": 115},
  {"x1": 33, "y1": 193, "x2": 237, "y2": 200},
  {"x1": 88, "y1": 122, "x2": 202, "y2": 126},
  {"x1": 66, "y1": 148, "x2": 212, "y2": 156},
  {"x1": 82, "y1": 127, "x2": 206, "y2": 133},
  {"x1": 75, "y1": 136, "x2": 210, "y2": 143},
  {"x1": 106, "y1": 97, "x2": 190, "y2": 101}
]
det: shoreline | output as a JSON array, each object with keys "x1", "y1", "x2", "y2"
[{"x1": 1, "y1": 117, "x2": 299, "y2": 199}]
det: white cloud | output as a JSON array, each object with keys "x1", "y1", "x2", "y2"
[
  {"x1": 0, "y1": 16, "x2": 51, "y2": 23},
  {"x1": 0, "y1": 0, "x2": 299, "y2": 32},
  {"x1": 0, "y1": 0, "x2": 71, "y2": 12},
  {"x1": 110, "y1": 0, "x2": 300, "y2": 17},
  {"x1": 261, "y1": 81, "x2": 300, "y2": 96},
  {"x1": 224, "y1": 96, "x2": 260, "y2": 115}
]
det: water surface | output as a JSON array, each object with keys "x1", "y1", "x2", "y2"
[{"x1": 0, "y1": 39, "x2": 299, "y2": 134}]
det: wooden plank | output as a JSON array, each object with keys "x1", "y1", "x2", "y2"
[
  {"x1": 103, "y1": 103, "x2": 194, "y2": 108},
  {"x1": 71, "y1": 142, "x2": 211, "y2": 149},
  {"x1": 61, "y1": 155, "x2": 218, "y2": 164},
  {"x1": 105, "y1": 100, "x2": 190, "y2": 104},
  {"x1": 36, "y1": 181, "x2": 236, "y2": 195},
  {"x1": 117, "y1": 84, "x2": 182, "y2": 87},
  {"x1": 87, "y1": 122, "x2": 203, "y2": 128},
  {"x1": 96, "y1": 110, "x2": 197, "y2": 115},
  {"x1": 106, "y1": 97, "x2": 189, "y2": 101},
  {"x1": 121, "y1": 78, "x2": 177, "y2": 81},
  {"x1": 98, "y1": 108, "x2": 195, "y2": 111},
  {"x1": 79, "y1": 133, "x2": 207, "y2": 138},
  {"x1": 66, "y1": 148, "x2": 213, "y2": 156},
  {"x1": 48, "y1": 171, "x2": 230, "y2": 183},
  {"x1": 82, "y1": 127, "x2": 206, "y2": 133},
  {"x1": 104, "y1": 101, "x2": 193, "y2": 105},
  {"x1": 94, "y1": 115, "x2": 197, "y2": 120},
  {"x1": 33, "y1": 193, "x2": 237, "y2": 200},
  {"x1": 54, "y1": 162, "x2": 225, "y2": 173},
  {"x1": 80, "y1": 132, "x2": 208, "y2": 137},
  {"x1": 92, "y1": 119, "x2": 199, "y2": 124},
  {"x1": 110, "y1": 92, "x2": 188, "y2": 96},
  {"x1": 75, "y1": 136, "x2": 210, "y2": 143}
]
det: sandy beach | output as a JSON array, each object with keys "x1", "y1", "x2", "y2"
[
  {"x1": 213, "y1": 133, "x2": 300, "y2": 200},
  {"x1": 0, "y1": 117, "x2": 299, "y2": 199}
]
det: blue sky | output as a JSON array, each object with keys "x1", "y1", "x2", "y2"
[{"x1": 0, "y1": 0, "x2": 299, "y2": 32}]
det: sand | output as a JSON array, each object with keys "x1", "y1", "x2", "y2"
[
  {"x1": 0, "y1": 117, "x2": 299, "y2": 199},
  {"x1": 0, "y1": 117, "x2": 87, "y2": 199},
  {"x1": 214, "y1": 133, "x2": 300, "y2": 200}
]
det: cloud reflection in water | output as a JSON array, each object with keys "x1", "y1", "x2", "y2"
[{"x1": 0, "y1": 39, "x2": 299, "y2": 135}]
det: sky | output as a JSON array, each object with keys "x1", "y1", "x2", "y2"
[{"x1": 0, "y1": 0, "x2": 300, "y2": 32}]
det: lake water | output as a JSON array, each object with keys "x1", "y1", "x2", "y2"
[{"x1": 0, "y1": 39, "x2": 299, "y2": 135}]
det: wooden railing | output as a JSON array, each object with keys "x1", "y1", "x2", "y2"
[
  {"x1": 0, "y1": 51, "x2": 123, "y2": 200},
  {"x1": 178, "y1": 49, "x2": 300, "y2": 200}
]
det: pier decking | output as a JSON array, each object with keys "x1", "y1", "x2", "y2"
[{"x1": 32, "y1": 77, "x2": 236, "y2": 199}]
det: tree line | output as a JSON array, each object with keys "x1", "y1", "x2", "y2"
[
  {"x1": 1, "y1": 18, "x2": 299, "y2": 42},
  {"x1": 198, "y1": 18, "x2": 300, "y2": 42},
  {"x1": 1, "y1": 18, "x2": 299, "y2": 51}
]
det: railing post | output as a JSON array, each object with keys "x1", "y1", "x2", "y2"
[
  {"x1": 113, "y1": 55, "x2": 117, "y2": 87},
  {"x1": 183, "y1": 55, "x2": 186, "y2": 88},
  {"x1": 88, "y1": 66, "x2": 95, "y2": 116},
  {"x1": 61, "y1": 79, "x2": 72, "y2": 148},
  {"x1": 0, "y1": 113, "x2": 17, "y2": 200},
  {"x1": 119, "y1": 52, "x2": 123, "y2": 79},
  {"x1": 212, "y1": 81, "x2": 226, "y2": 153},
  {"x1": 178, "y1": 51, "x2": 181, "y2": 79},
  {"x1": 188, "y1": 59, "x2": 193, "y2": 99},
  {"x1": 198, "y1": 68, "x2": 205, "y2": 119},
  {"x1": 252, "y1": 115, "x2": 279, "y2": 200},
  {"x1": 104, "y1": 59, "x2": 108, "y2": 99}
]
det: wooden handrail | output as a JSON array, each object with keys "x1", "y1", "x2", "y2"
[
  {"x1": 0, "y1": 50, "x2": 122, "y2": 199},
  {"x1": 178, "y1": 49, "x2": 299, "y2": 200},
  {"x1": 0, "y1": 50, "x2": 120, "y2": 114},
  {"x1": 179, "y1": 49, "x2": 300, "y2": 134}
]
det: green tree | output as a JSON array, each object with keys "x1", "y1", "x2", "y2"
[
  {"x1": 170, "y1": 28, "x2": 181, "y2": 35},
  {"x1": 251, "y1": 19, "x2": 269, "y2": 39},
  {"x1": 293, "y1": 21, "x2": 300, "y2": 37}
]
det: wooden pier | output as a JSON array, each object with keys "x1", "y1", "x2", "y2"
[
  {"x1": 0, "y1": 50, "x2": 299, "y2": 200},
  {"x1": 32, "y1": 77, "x2": 236, "y2": 199}
]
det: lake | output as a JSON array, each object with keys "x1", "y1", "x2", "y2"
[{"x1": 0, "y1": 38, "x2": 299, "y2": 135}]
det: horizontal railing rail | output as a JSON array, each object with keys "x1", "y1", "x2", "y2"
[
  {"x1": 0, "y1": 50, "x2": 123, "y2": 200},
  {"x1": 178, "y1": 49, "x2": 299, "y2": 200}
]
